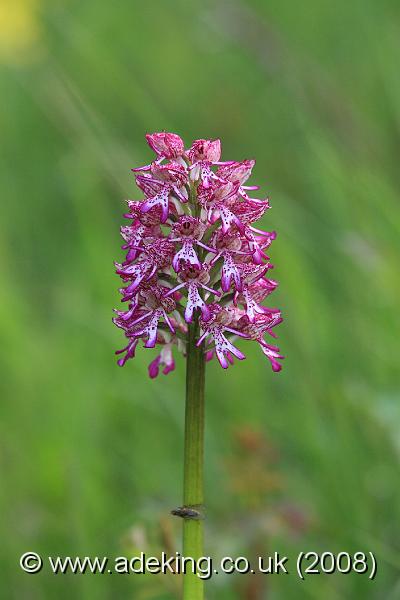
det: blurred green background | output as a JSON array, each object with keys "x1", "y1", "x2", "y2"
[{"x1": 1, "y1": 0, "x2": 400, "y2": 598}]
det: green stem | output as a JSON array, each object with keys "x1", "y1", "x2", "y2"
[{"x1": 182, "y1": 317, "x2": 205, "y2": 600}]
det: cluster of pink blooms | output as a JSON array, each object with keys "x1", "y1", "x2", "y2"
[{"x1": 113, "y1": 132, "x2": 283, "y2": 377}]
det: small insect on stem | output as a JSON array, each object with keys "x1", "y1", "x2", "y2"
[{"x1": 171, "y1": 505, "x2": 205, "y2": 520}]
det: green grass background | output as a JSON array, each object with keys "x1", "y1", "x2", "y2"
[{"x1": 1, "y1": 0, "x2": 400, "y2": 598}]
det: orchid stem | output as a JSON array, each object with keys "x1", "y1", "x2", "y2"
[{"x1": 182, "y1": 316, "x2": 205, "y2": 600}]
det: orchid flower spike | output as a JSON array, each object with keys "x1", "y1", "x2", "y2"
[{"x1": 113, "y1": 132, "x2": 284, "y2": 375}]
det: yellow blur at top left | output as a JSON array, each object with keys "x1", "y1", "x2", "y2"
[{"x1": 0, "y1": 0, "x2": 42, "y2": 63}]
